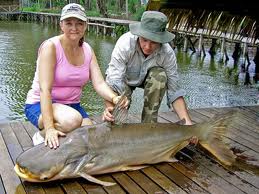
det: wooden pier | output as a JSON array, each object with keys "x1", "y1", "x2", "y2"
[
  {"x1": 0, "y1": 11, "x2": 135, "y2": 37},
  {"x1": 0, "y1": 105, "x2": 259, "y2": 194}
]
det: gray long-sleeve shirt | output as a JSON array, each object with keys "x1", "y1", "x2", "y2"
[{"x1": 105, "y1": 32, "x2": 185, "y2": 108}]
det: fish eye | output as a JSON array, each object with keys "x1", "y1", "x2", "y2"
[{"x1": 40, "y1": 174, "x2": 49, "y2": 180}]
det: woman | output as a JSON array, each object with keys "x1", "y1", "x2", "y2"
[{"x1": 25, "y1": 3, "x2": 127, "y2": 149}]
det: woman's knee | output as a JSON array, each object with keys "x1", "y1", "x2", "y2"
[
  {"x1": 53, "y1": 103, "x2": 83, "y2": 133},
  {"x1": 60, "y1": 113, "x2": 83, "y2": 132}
]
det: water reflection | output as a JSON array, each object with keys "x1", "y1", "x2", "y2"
[{"x1": 0, "y1": 21, "x2": 258, "y2": 123}]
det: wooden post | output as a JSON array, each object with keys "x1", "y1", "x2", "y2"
[
  {"x1": 242, "y1": 42, "x2": 247, "y2": 59},
  {"x1": 220, "y1": 37, "x2": 225, "y2": 61},
  {"x1": 197, "y1": 34, "x2": 203, "y2": 56},
  {"x1": 183, "y1": 36, "x2": 188, "y2": 52},
  {"x1": 125, "y1": 0, "x2": 128, "y2": 19},
  {"x1": 104, "y1": 26, "x2": 107, "y2": 35}
]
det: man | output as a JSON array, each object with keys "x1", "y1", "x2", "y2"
[{"x1": 103, "y1": 11, "x2": 193, "y2": 128}]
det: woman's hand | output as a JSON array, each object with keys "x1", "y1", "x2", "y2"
[
  {"x1": 112, "y1": 95, "x2": 129, "y2": 108},
  {"x1": 102, "y1": 95, "x2": 129, "y2": 122},
  {"x1": 102, "y1": 106, "x2": 115, "y2": 122},
  {"x1": 45, "y1": 128, "x2": 66, "y2": 149}
]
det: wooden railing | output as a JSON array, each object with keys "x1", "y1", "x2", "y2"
[{"x1": 0, "y1": 5, "x2": 19, "y2": 12}]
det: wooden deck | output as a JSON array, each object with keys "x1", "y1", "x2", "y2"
[{"x1": 0, "y1": 105, "x2": 259, "y2": 194}]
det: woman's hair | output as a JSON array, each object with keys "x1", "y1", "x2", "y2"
[{"x1": 79, "y1": 37, "x2": 84, "y2": 47}]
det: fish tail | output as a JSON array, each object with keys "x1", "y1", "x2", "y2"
[{"x1": 198, "y1": 110, "x2": 239, "y2": 166}]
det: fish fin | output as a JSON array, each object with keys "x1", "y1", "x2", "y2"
[
  {"x1": 74, "y1": 155, "x2": 95, "y2": 173},
  {"x1": 120, "y1": 165, "x2": 148, "y2": 171},
  {"x1": 78, "y1": 172, "x2": 116, "y2": 186},
  {"x1": 167, "y1": 157, "x2": 179, "y2": 163},
  {"x1": 198, "y1": 110, "x2": 240, "y2": 166},
  {"x1": 199, "y1": 141, "x2": 236, "y2": 166}
]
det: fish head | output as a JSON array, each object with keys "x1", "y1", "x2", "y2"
[
  {"x1": 14, "y1": 162, "x2": 64, "y2": 182},
  {"x1": 14, "y1": 144, "x2": 68, "y2": 182},
  {"x1": 15, "y1": 128, "x2": 90, "y2": 182}
]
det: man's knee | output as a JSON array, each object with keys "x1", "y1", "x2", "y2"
[
  {"x1": 145, "y1": 67, "x2": 167, "y2": 93},
  {"x1": 146, "y1": 67, "x2": 167, "y2": 86}
]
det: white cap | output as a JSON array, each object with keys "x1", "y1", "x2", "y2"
[{"x1": 60, "y1": 3, "x2": 87, "y2": 21}]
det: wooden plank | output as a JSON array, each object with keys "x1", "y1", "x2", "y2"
[
  {"x1": 0, "y1": 123, "x2": 47, "y2": 193},
  {"x1": 0, "y1": 130, "x2": 25, "y2": 194},
  {"x1": 61, "y1": 180, "x2": 87, "y2": 194},
  {"x1": 40, "y1": 182, "x2": 64, "y2": 194},
  {"x1": 88, "y1": 22, "x2": 115, "y2": 28},
  {"x1": 170, "y1": 160, "x2": 245, "y2": 194},
  {"x1": 182, "y1": 149, "x2": 259, "y2": 193},
  {"x1": 155, "y1": 163, "x2": 208, "y2": 193},
  {"x1": 0, "y1": 174, "x2": 6, "y2": 194},
  {"x1": 21, "y1": 121, "x2": 37, "y2": 138},
  {"x1": 232, "y1": 109, "x2": 259, "y2": 130},
  {"x1": 240, "y1": 106, "x2": 259, "y2": 118},
  {"x1": 0, "y1": 123, "x2": 24, "y2": 162},
  {"x1": 22, "y1": 182, "x2": 45, "y2": 194},
  {"x1": 158, "y1": 111, "x2": 179, "y2": 123},
  {"x1": 10, "y1": 121, "x2": 33, "y2": 150},
  {"x1": 126, "y1": 170, "x2": 165, "y2": 193},
  {"x1": 141, "y1": 166, "x2": 187, "y2": 194},
  {"x1": 14, "y1": 183, "x2": 27, "y2": 194},
  {"x1": 99, "y1": 176, "x2": 126, "y2": 194},
  {"x1": 191, "y1": 108, "x2": 216, "y2": 118},
  {"x1": 188, "y1": 110, "x2": 208, "y2": 123},
  {"x1": 78, "y1": 178, "x2": 107, "y2": 194},
  {"x1": 112, "y1": 172, "x2": 146, "y2": 194}
]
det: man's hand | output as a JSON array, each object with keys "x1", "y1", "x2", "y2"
[
  {"x1": 189, "y1": 136, "x2": 198, "y2": 146},
  {"x1": 112, "y1": 95, "x2": 129, "y2": 108},
  {"x1": 45, "y1": 128, "x2": 66, "y2": 149}
]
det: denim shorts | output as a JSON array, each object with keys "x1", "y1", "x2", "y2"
[{"x1": 24, "y1": 102, "x2": 89, "y2": 128}]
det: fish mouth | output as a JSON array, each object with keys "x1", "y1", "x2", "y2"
[{"x1": 14, "y1": 164, "x2": 48, "y2": 182}]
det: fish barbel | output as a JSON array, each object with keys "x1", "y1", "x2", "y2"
[{"x1": 14, "y1": 110, "x2": 238, "y2": 186}]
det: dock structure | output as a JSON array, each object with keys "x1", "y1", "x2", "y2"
[
  {"x1": 0, "y1": 11, "x2": 135, "y2": 37},
  {"x1": 0, "y1": 0, "x2": 19, "y2": 12},
  {"x1": 0, "y1": 11, "x2": 258, "y2": 62},
  {"x1": 0, "y1": 105, "x2": 259, "y2": 194}
]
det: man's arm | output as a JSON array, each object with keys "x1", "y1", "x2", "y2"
[
  {"x1": 171, "y1": 97, "x2": 192, "y2": 125},
  {"x1": 103, "y1": 34, "x2": 130, "y2": 121},
  {"x1": 172, "y1": 97, "x2": 199, "y2": 145}
]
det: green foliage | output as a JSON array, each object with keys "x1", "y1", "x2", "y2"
[
  {"x1": 128, "y1": 0, "x2": 139, "y2": 13},
  {"x1": 21, "y1": 0, "x2": 145, "y2": 21},
  {"x1": 133, "y1": 5, "x2": 145, "y2": 21},
  {"x1": 115, "y1": 25, "x2": 129, "y2": 36},
  {"x1": 22, "y1": 4, "x2": 41, "y2": 12},
  {"x1": 86, "y1": 10, "x2": 101, "y2": 17}
]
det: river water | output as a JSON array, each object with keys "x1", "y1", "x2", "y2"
[{"x1": 0, "y1": 20, "x2": 258, "y2": 123}]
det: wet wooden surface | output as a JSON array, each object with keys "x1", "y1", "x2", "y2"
[{"x1": 0, "y1": 105, "x2": 258, "y2": 194}]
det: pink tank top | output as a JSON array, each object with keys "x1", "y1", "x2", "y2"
[{"x1": 26, "y1": 36, "x2": 92, "y2": 104}]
